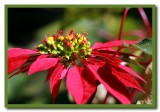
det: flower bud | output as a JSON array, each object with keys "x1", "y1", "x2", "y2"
[
  {"x1": 73, "y1": 51, "x2": 78, "y2": 58},
  {"x1": 37, "y1": 30, "x2": 92, "y2": 61},
  {"x1": 78, "y1": 39, "x2": 83, "y2": 44},
  {"x1": 52, "y1": 50, "x2": 57, "y2": 55},
  {"x1": 59, "y1": 36, "x2": 64, "y2": 41},
  {"x1": 86, "y1": 41, "x2": 91, "y2": 45},
  {"x1": 81, "y1": 49, "x2": 86, "y2": 55},
  {"x1": 47, "y1": 37, "x2": 54, "y2": 45}
]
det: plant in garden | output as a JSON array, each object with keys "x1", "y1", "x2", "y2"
[{"x1": 8, "y1": 8, "x2": 152, "y2": 104}]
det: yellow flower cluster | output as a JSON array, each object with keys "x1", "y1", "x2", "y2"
[{"x1": 37, "y1": 31, "x2": 92, "y2": 61}]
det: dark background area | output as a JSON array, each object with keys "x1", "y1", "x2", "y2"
[{"x1": 8, "y1": 8, "x2": 152, "y2": 47}]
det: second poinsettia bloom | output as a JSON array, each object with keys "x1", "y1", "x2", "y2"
[{"x1": 8, "y1": 30, "x2": 145, "y2": 104}]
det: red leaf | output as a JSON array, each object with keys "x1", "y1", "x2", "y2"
[
  {"x1": 96, "y1": 50, "x2": 142, "y2": 58},
  {"x1": 45, "y1": 67, "x2": 55, "y2": 81},
  {"x1": 88, "y1": 58, "x2": 106, "y2": 67},
  {"x1": 8, "y1": 55, "x2": 29, "y2": 74},
  {"x1": 50, "y1": 64, "x2": 64, "y2": 102},
  {"x1": 92, "y1": 40, "x2": 137, "y2": 49},
  {"x1": 86, "y1": 64, "x2": 131, "y2": 104},
  {"x1": 36, "y1": 55, "x2": 48, "y2": 60},
  {"x1": 92, "y1": 51, "x2": 122, "y2": 63},
  {"x1": 8, "y1": 64, "x2": 31, "y2": 79},
  {"x1": 28, "y1": 58, "x2": 58, "y2": 75},
  {"x1": 117, "y1": 64, "x2": 146, "y2": 82},
  {"x1": 91, "y1": 42, "x2": 103, "y2": 49},
  {"x1": 60, "y1": 65, "x2": 70, "y2": 79},
  {"x1": 66, "y1": 66, "x2": 97, "y2": 104},
  {"x1": 112, "y1": 68, "x2": 144, "y2": 92},
  {"x1": 8, "y1": 48, "x2": 38, "y2": 58}
]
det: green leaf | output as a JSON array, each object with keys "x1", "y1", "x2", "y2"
[
  {"x1": 135, "y1": 38, "x2": 152, "y2": 55},
  {"x1": 129, "y1": 58, "x2": 145, "y2": 69}
]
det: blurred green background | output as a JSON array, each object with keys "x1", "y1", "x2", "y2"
[{"x1": 7, "y1": 7, "x2": 152, "y2": 104}]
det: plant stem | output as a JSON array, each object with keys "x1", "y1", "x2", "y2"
[
  {"x1": 112, "y1": 46, "x2": 123, "y2": 58},
  {"x1": 118, "y1": 8, "x2": 129, "y2": 40},
  {"x1": 138, "y1": 8, "x2": 152, "y2": 37},
  {"x1": 115, "y1": 8, "x2": 129, "y2": 57}
]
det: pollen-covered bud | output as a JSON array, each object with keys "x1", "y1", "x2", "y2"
[
  {"x1": 76, "y1": 33, "x2": 81, "y2": 38},
  {"x1": 78, "y1": 39, "x2": 83, "y2": 44},
  {"x1": 83, "y1": 37, "x2": 87, "y2": 41},
  {"x1": 68, "y1": 29, "x2": 73, "y2": 35},
  {"x1": 37, "y1": 30, "x2": 92, "y2": 62},
  {"x1": 72, "y1": 42, "x2": 75, "y2": 46},
  {"x1": 73, "y1": 51, "x2": 78, "y2": 58},
  {"x1": 81, "y1": 49, "x2": 86, "y2": 55},
  {"x1": 85, "y1": 42, "x2": 91, "y2": 49},
  {"x1": 57, "y1": 44, "x2": 60, "y2": 48},
  {"x1": 66, "y1": 36, "x2": 73, "y2": 41},
  {"x1": 57, "y1": 44, "x2": 64, "y2": 51},
  {"x1": 81, "y1": 40, "x2": 86, "y2": 45},
  {"x1": 38, "y1": 44, "x2": 43, "y2": 47},
  {"x1": 52, "y1": 50, "x2": 58, "y2": 55},
  {"x1": 47, "y1": 37, "x2": 54, "y2": 45},
  {"x1": 67, "y1": 43, "x2": 72, "y2": 49},
  {"x1": 59, "y1": 36, "x2": 64, "y2": 41},
  {"x1": 65, "y1": 55, "x2": 70, "y2": 60},
  {"x1": 86, "y1": 49, "x2": 92, "y2": 55},
  {"x1": 73, "y1": 38, "x2": 77, "y2": 44},
  {"x1": 86, "y1": 41, "x2": 91, "y2": 45},
  {"x1": 53, "y1": 35, "x2": 57, "y2": 41}
]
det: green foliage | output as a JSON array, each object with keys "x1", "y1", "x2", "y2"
[{"x1": 135, "y1": 38, "x2": 152, "y2": 55}]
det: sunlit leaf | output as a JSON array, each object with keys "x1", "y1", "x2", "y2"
[
  {"x1": 135, "y1": 38, "x2": 152, "y2": 55},
  {"x1": 129, "y1": 58, "x2": 145, "y2": 69}
]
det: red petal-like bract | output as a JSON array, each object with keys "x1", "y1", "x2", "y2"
[
  {"x1": 8, "y1": 48, "x2": 38, "y2": 74},
  {"x1": 117, "y1": 64, "x2": 146, "y2": 82},
  {"x1": 60, "y1": 65, "x2": 70, "y2": 79},
  {"x1": 8, "y1": 64, "x2": 32, "y2": 79},
  {"x1": 92, "y1": 49, "x2": 145, "y2": 84},
  {"x1": 92, "y1": 51, "x2": 122, "y2": 63},
  {"x1": 36, "y1": 55, "x2": 48, "y2": 60},
  {"x1": 88, "y1": 58, "x2": 106, "y2": 67},
  {"x1": 8, "y1": 55, "x2": 29, "y2": 74},
  {"x1": 92, "y1": 40, "x2": 137, "y2": 49},
  {"x1": 50, "y1": 64, "x2": 64, "y2": 102},
  {"x1": 28, "y1": 58, "x2": 59, "y2": 75},
  {"x1": 86, "y1": 64, "x2": 131, "y2": 104},
  {"x1": 8, "y1": 48, "x2": 38, "y2": 58},
  {"x1": 95, "y1": 50, "x2": 142, "y2": 58},
  {"x1": 45, "y1": 67, "x2": 55, "y2": 81},
  {"x1": 112, "y1": 68, "x2": 144, "y2": 92},
  {"x1": 66, "y1": 66, "x2": 97, "y2": 104},
  {"x1": 91, "y1": 42, "x2": 103, "y2": 49}
]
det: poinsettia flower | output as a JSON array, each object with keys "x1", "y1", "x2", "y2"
[{"x1": 8, "y1": 30, "x2": 145, "y2": 104}]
